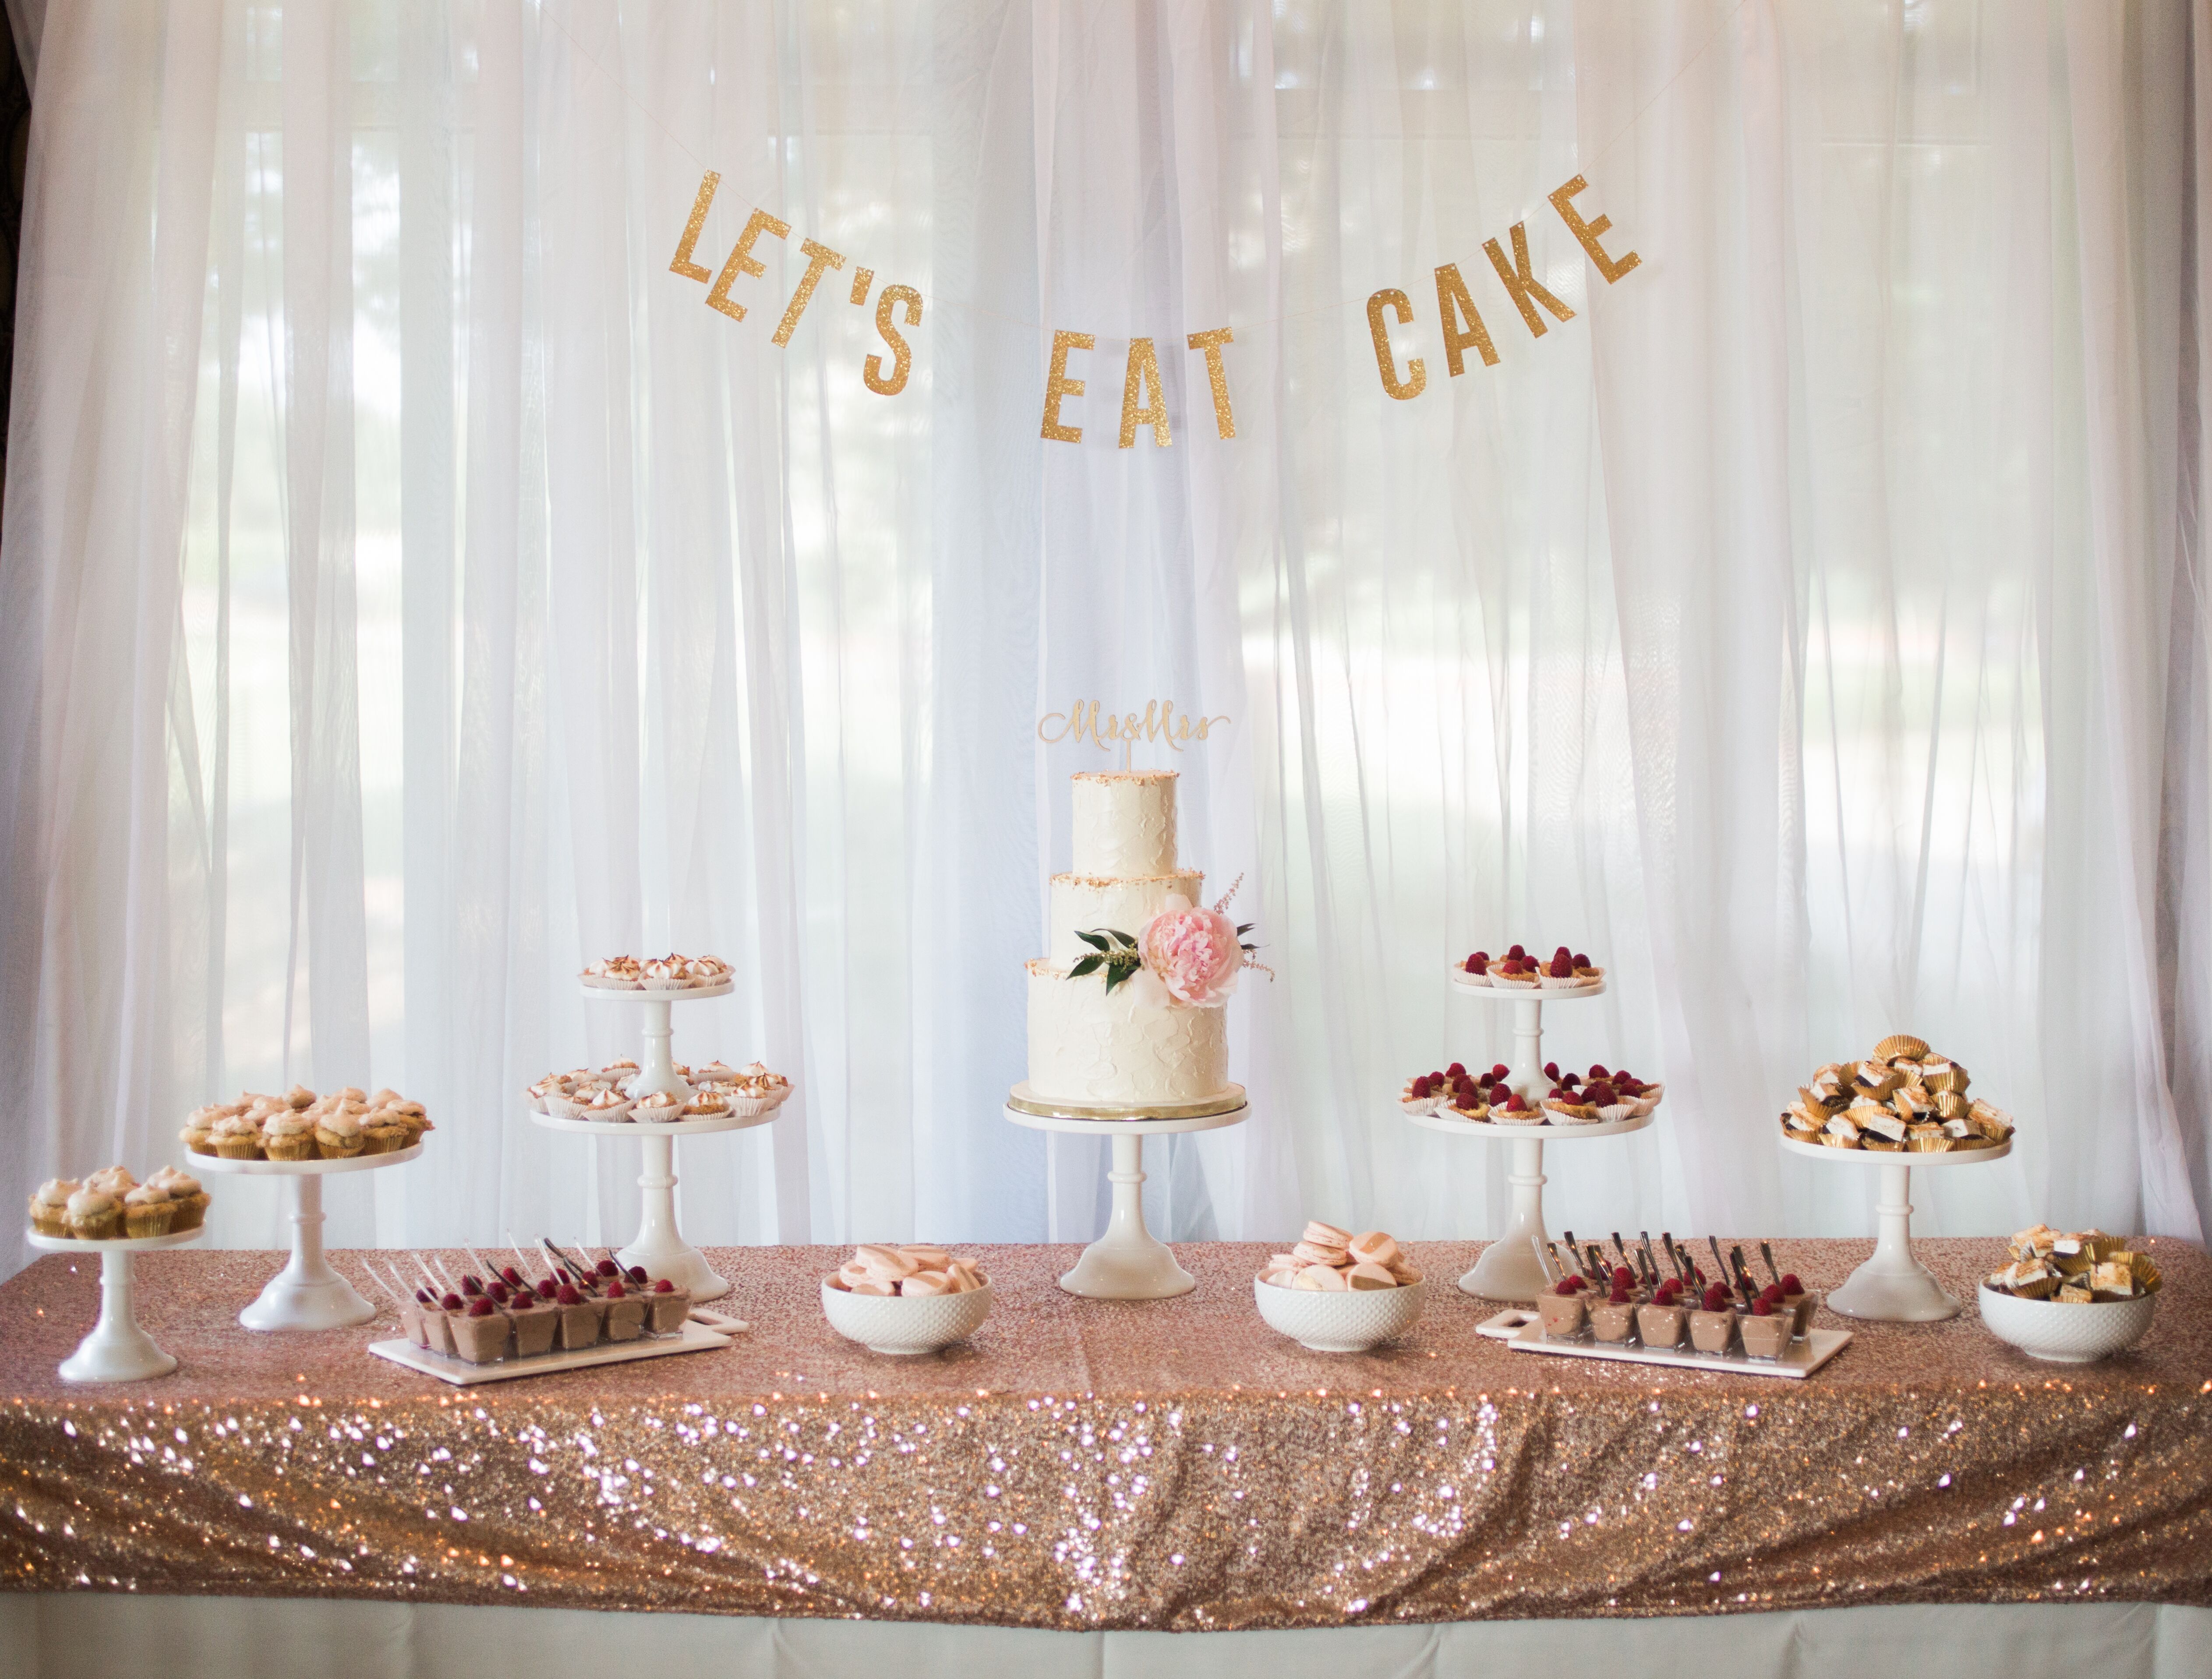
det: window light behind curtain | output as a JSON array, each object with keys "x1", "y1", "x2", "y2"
[{"x1": 2, "y1": 0, "x2": 2207, "y2": 1276}]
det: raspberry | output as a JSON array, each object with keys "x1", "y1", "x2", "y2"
[
  {"x1": 1609, "y1": 1285, "x2": 1632, "y2": 1304},
  {"x1": 1411, "y1": 1076, "x2": 1433, "y2": 1098},
  {"x1": 1572, "y1": 952, "x2": 1591, "y2": 969},
  {"x1": 1587, "y1": 1064, "x2": 1610, "y2": 1080},
  {"x1": 1554, "y1": 1279, "x2": 1579, "y2": 1297},
  {"x1": 1507, "y1": 944, "x2": 1526, "y2": 960},
  {"x1": 537, "y1": 1279, "x2": 558, "y2": 1299},
  {"x1": 468, "y1": 1298, "x2": 494, "y2": 1317},
  {"x1": 1611, "y1": 1265, "x2": 1635, "y2": 1288},
  {"x1": 1752, "y1": 1298, "x2": 1774, "y2": 1316},
  {"x1": 461, "y1": 1276, "x2": 483, "y2": 1296},
  {"x1": 654, "y1": 1278, "x2": 674, "y2": 1293},
  {"x1": 596, "y1": 1258, "x2": 620, "y2": 1277},
  {"x1": 1547, "y1": 951, "x2": 1574, "y2": 977},
  {"x1": 1447, "y1": 1062, "x2": 1467, "y2": 1078},
  {"x1": 1490, "y1": 1064, "x2": 1509, "y2": 1079},
  {"x1": 1701, "y1": 1284, "x2": 1729, "y2": 1312},
  {"x1": 501, "y1": 1265, "x2": 523, "y2": 1287},
  {"x1": 606, "y1": 1280, "x2": 625, "y2": 1297},
  {"x1": 1544, "y1": 1061, "x2": 1561, "y2": 1081},
  {"x1": 1780, "y1": 1273, "x2": 1802, "y2": 1294},
  {"x1": 556, "y1": 1284, "x2": 580, "y2": 1305},
  {"x1": 441, "y1": 1293, "x2": 462, "y2": 1311}
]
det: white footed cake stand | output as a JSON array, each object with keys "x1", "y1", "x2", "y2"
[
  {"x1": 523, "y1": 979, "x2": 777, "y2": 1304},
  {"x1": 27, "y1": 1226, "x2": 204, "y2": 1381},
  {"x1": 1778, "y1": 1131, "x2": 2013, "y2": 1321},
  {"x1": 191, "y1": 1142, "x2": 424, "y2": 1330},
  {"x1": 1419, "y1": 972, "x2": 1638, "y2": 1304},
  {"x1": 1004, "y1": 1085, "x2": 1248, "y2": 1299},
  {"x1": 1405, "y1": 1106, "x2": 1653, "y2": 1303}
]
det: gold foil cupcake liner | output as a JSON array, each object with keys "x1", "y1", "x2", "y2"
[{"x1": 1874, "y1": 1033, "x2": 1930, "y2": 1060}]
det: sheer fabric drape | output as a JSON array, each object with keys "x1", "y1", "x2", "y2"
[{"x1": 4, "y1": 1, "x2": 2208, "y2": 1275}]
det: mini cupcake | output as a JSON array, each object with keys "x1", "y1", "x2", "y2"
[
  {"x1": 148, "y1": 1167, "x2": 209, "y2": 1231},
  {"x1": 581, "y1": 955, "x2": 644, "y2": 990},
  {"x1": 64, "y1": 1188, "x2": 124, "y2": 1241},
  {"x1": 122, "y1": 1184, "x2": 177, "y2": 1238},
  {"x1": 640, "y1": 954, "x2": 692, "y2": 991},
  {"x1": 632, "y1": 1089, "x2": 685, "y2": 1124},
  {"x1": 29, "y1": 1178, "x2": 77, "y2": 1238},
  {"x1": 178, "y1": 1104, "x2": 228, "y2": 1156},
  {"x1": 211, "y1": 1112, "x2": 265, "y2": 1160},
  {"x1": 314, "y1": 1108, "x2": 367, "y2": 1159},
  {"x1": 85, "y1": 1166, "x2": 137, "y2": 1198},
  {"x1": 263, "y1": 1109, "x2": 320, "y2": 1161},
  {"x1": 284, "y1": 1083, "x2": 318, "y2": 1110},
  {"x1": 361, "y1": 1109, "x2": 412, "y2": 1155},
  {"x1": 581, "y1": 1086, "x2": 636, "y2": 1123}
]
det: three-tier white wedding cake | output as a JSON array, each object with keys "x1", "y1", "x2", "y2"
[{"x1": 1024, "y1": 770, "x2": 1235, "y2": 1109}]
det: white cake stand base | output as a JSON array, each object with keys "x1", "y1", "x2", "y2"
[
  {"x1": 190, "y1": 1143, "x2": 423, "y2": 1331},
  {"x1": 28, "y1": 1227, "x2": 204, "y2": 1382},
  {"x1": 1004, "y1": 1090, "x2": 1248, "y2": 1300},
  {"x1": 1402, "y1": 1108, "x2": 1654, "y2": 1302},
  {"x1": 1778, "y1": 1132, "x2": 2013, "y2": 1322}
]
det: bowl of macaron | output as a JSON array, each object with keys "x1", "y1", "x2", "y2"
[
  {"x1": 1254, "y1": 1221, "x2": 1425, "y2": 1352},
  {"x1": 822, "y1": 1242, "x2": 993, "y2": 1355}
]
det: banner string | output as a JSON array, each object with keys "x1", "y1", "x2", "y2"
[{"x1": 537, "y1": 0, "x2": 1748, "y2": 340}]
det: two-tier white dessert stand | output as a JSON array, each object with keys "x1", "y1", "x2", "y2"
[
  {"x1": 1778, "y1": 1131, "x2": 2012, "y2": 1321},
  {"x1": 192, "y1": 1142, "x2": 424, "y2": 1329},
  {"x1": 27, "y1": 1226, "x2": 204, "y2": 1381},
  {"x1": 523, "y1": 979, "x2": 777, "y2": 1303},
  {"x1": 1004, "y1": 1084, "x2": 1248, "y2": 1299},
  {"x1": 1409, "y1": 972, "x2": 1649, "y2": 1304}
]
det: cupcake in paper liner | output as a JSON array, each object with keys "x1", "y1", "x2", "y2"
[
  {"x1": 580, "y1": 1088, "x2": 636, "y2": 1124},
  {"x1": 28, "y1": 1179, "x2": 76, "y2": 1238},
  {"x1": 314, "y1": 1110, "x2": 367, "y2": 1159},
  {"x1": 641, "y1": 954, "x2": 693, "y2": 991},
  {"x1": 64, "y1": 1188, "x2": 124, "y2": 1241},
  {"x1": 262, "y1": 1110, "x2": 320, "y2": 1162},
  {"x1": 122, "y1": 1185, "x2": 177, "y2": 1238},
  {"x1": 632, "y1": 1089, "x2": 686, "y2": 1125},
  {"x1": 581, "y1": 956, "x2": 643, "y2": 990},
  {"x1": 210, "y1": 1113, "x2": 265, "y2": 1160}
]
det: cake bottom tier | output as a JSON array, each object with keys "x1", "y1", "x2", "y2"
[{"x1": 1024, "y1": 959, "x2": 1233, "y2": 1109}]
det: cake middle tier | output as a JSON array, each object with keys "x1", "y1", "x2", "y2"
[
  {"x1": 1048, "y1": 869, "x2": 1206, "y2": 964},
  {"x1": 1025, "y1": 960, "x2": 1232, "y2": 1109}
]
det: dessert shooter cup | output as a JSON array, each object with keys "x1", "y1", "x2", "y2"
[
  {"x1": 557, "y1": 1297, "x2": 605, "y2": 1350},
  {"x1": 1589, "y1": 1300, "x2": 1637, "y2": 1343},
  {"x1": 1782, "y1": 1289, "x2": 1816, "y2": 1340},
  {"x1": 601, "y1": 1294, "x2": 649, "y2": 1342},
  {"x1": 1537, "y1": 1293, "x2": 1589, "y2": 1340},
  {"x1": 1738, "y1": 1311, "x2": 1792, "y2": 1361},
  {"x1": 449, "y1": 1309, "x2": 512, "y2": 1364},
  {"x1": 507, "y1": 1300, "x2": 560, "y2": 1357},
  {"x1": 1635, "y1": 1301, "x2": 1687, "y2": 1349},
  {"x1": 1689, "y1": 1307, "x2": 1737, "y2": 1355}
]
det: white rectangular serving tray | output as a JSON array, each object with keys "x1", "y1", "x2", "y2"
[
  {"x1": 368, "y1": 1318, "x2": 729, "y2": 1385},
  {"x1": 1477, "y1": 1307, "x2": 1852, "y2": 1379}
]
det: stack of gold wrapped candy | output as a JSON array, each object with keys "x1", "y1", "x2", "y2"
[
  {"x1": 1259, "y1": 1221, "x2": 1422, "y2": 1290},
  {"x1": 1986, "y1": 1225, "x2": 2162, "y2": 1302},
  {"x1": 1780, "y1": 1033, "x2": 2014, "y2": 1152},
  {"x1": 180, "y1": 1085, "x2": 432, "y2": 1161}
]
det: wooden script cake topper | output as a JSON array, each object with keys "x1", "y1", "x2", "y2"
[{"x1": 1038, "y1": 700, "x2": 1232, "y2": 771}]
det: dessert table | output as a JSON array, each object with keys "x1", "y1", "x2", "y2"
[{"x1": 1, "y1": 1238, "x2": 2207, "y2": 1665}]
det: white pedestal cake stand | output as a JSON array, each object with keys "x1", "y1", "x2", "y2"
[
  {"x1": 191, "y1": 1142, "x2": 424, "y2": 1331},
  {"x1": 1778, "y1": 1131, "x2": 2012, "y2": 1322},
  {"x1": 1404, "y1": 1107, "x2": 1653, "y2": 1303},
  {"x1": 27, "y1": 1226, "x2": 204, "y2": 1381},
  {"x1": 528, "y1": 978, "x2": 770, "y2": 1304},
  {"x1": 1004, "y1": 1084, "x2": 1248, "y2": 1300}
]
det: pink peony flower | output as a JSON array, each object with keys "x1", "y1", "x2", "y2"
[{"x1": 1140, "y1": 906, "x2": 1244, "y2": 1007}]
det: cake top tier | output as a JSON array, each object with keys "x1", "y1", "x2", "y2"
[{"x1": 1071, "y1": 769, "x2": 1179, "y2": 878}]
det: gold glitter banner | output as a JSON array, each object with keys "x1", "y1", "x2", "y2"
[{"x1": 6, "y1": 1240, "x2": 2204, "y2": 1629}]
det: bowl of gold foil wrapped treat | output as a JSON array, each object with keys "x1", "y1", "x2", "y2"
[
  {"x1": 1979, "y1": 1224, "x2": 2160, "y2": 1363},
  {"x1": 1777, "y1": 1033, "x2": 2014, "y2": 1152}
]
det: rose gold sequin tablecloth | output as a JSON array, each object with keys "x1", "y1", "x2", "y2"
[{"x1": 1, "y1": 1239, "x2": 2208, "y2": 1628}]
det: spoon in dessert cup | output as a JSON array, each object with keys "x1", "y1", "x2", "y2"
[
  {"x1": 1760, "y1": 1241, "x2": 1784, "y2": 1287},
  {"x1": 1707, "y1": 1237, "x2": 1742, "y2": 1304},
  {"x1": 1640, "y1": 1232, "x2": 1664, "y2": 1285},
  {"x1": 1584, "y1": 1243, "x2": 1608, "y2": 1283},
  {"x1": 1546, "y1": 1241, "x2": 1577, "y2": 1283},
  {"x1": 1530, "y1": 1235, "x2": 1559, "y2": 1285},
  {"x1": 1662, "y1": 1232, "x2": 1688, "y2": 1283},
  {"x1": 1610, "y1": 1232, "x2": 1633, "y2": 1273}
]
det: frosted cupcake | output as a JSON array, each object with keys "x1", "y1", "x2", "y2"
[
  {"x1": 64, "y1": 1188, "x2": 124, "y2": 1241},
  {"x1": 263, "y1": 1109, "x2": 320, "y2": 1162},
  {"x1": 178, "y1": 1104, "x2": 229, "y2": 1156},
  {"x1": 85, "y1": 1166, "x2": 137, "y2": 1198},
  {"x1": 28, "y1": 1178, "x2": 77, "y2": 1238},
  {"x1": 123, "y1": 1184, "x2": 177, "y2": 1238},
  {"x1": 210, "y1": 1112, "x2": 265, "y2": 1160},
  {"x1": 148, "y1": 1167, "x2": 208, "y2": 1231},
  {"x1": 314, "y1": 1108, "x2": 367, "y2": 1160}
]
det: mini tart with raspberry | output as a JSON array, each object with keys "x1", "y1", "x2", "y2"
[
  {"x1": 1488, "y1": 1089, "x2": 1544, "y2": 1125},
  {"x1": 1459, "y1": 950, "x2": 1492, "y2": 983},
  {"x1": 1542, "y1": 1087, "x2": 1600, "y2": 1123}
]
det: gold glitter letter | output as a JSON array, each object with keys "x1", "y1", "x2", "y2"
[
  {"x1": 670, "y1": 171, "x2": 719, "y2": 283},
  {"x1": 772, "y1": 238, "x2": 848, "y2": 346},
  {"x1": 1186, "y1": 328, "x2": 1236, "y2": 438},
  {"x1": 1366, "y1": 289, "x2": 1426, "y2": 400},
  {"x1": 1041, "y1": 330, "x2": 1095, "y2": 442},
  {"x1": 1433, "y1": 263, "x2": 1499, "y2": 375},
  {"x1": 848, "y1": 267, "x2": 874, "y2": 305},
  {"x1": 865, "y1": 285, "x2": 923, "y2": 396},
  {"x1": 1119, "y1": 338, "x2": 1171, "y2": 449},
  {"x1": 706, "y1": 208, "x2": 792, "y2": 322},
  {"x1": 1483, "y1": 222, "x2": 1576, "y2": 339},
  {"x1": 1548, "y1": 175, "x2": 1641, "y2": 285}
]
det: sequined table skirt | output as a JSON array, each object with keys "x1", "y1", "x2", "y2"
[{"x1": 1, "y1": 1239, "x2": 2206, "y2": 1628}]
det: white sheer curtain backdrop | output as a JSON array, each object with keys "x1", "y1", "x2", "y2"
[{"x1": 4, "y1": 0, "x2": 2209, "y2": 1278}]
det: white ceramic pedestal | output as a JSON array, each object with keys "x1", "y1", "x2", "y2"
[
  {"x1": 1003, "y1": 1092, "x2": 1248, "y2": 1299},
  {"x1": 1447, "y1": 971, "x2": 1606, "y2": 1101},
  {"x1": 551, "y1": 979, "x2": 773, "y2": 1304},
  {"x1": 190, "y1": 1143, "x2": 424, "y2": 1331},
  {"x1": 528, "y1": 1108, "x2": 774, "y2": 1303},
  {"x1": 1778, "y1": 1131, "x2": 2013, "y2": 1322},
  {"x1": 1403, "y1": 1107, "x2": 1653, "y2": 1302},
  {"x1": 27, "y1": 1227, "x2": 203, "y2": 1382}
]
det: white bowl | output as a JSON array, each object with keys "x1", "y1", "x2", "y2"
[
  {"x1": 821, "y1": 1277, "x2": 992, "y2": 1355},
  {"x1": 1977, "y1": 1283, "x2": 2155, "y2": 1364},
  {"x1": 1253, "y1": 1274, "x2": 1424, "y2": 1352}
]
